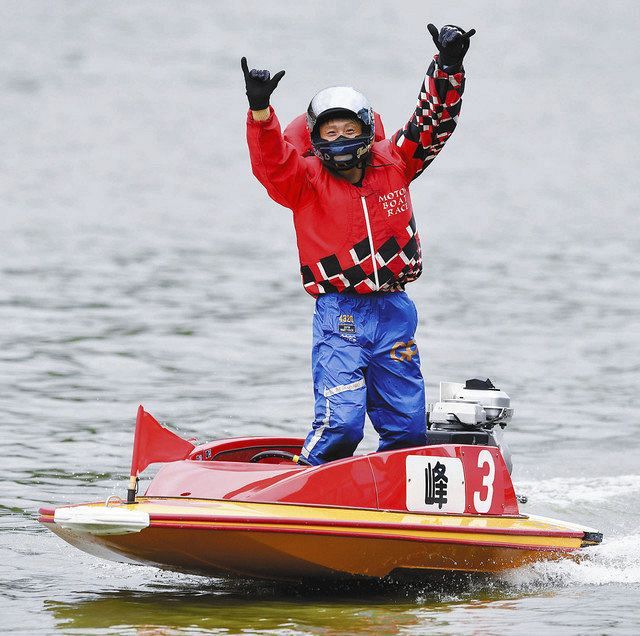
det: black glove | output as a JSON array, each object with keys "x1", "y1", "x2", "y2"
[
  {"x1": 241, "y1": 57, "x2": 285, "y2": 111},
  {"x1": 427, "y1": 23, "x2": 476, "y2": 70}
]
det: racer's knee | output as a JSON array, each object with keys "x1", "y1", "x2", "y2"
[{"x1": 304, "y1": 426, "x2": 364, "y2": 465}]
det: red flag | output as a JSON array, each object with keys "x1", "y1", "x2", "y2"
[{"x1": 130, "y1": 406, "x2": 195, "y2": 477}]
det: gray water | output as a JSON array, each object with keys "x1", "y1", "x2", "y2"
[{"x1": 1, "y1": 1, "x2": 640, "y2": 634}]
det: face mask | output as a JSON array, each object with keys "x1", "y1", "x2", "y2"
[{"x1": 314, "y1": 135, "x2": 371, "y2": 170}]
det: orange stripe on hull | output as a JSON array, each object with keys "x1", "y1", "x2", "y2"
[
  {"x1": 145, "y1": 513, "x2": 583, "y2": 539},
  {"x1": 149, "y1": 520, "x2": 578, "y2": 551}
]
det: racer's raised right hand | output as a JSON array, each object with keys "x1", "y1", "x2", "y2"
[{"x1": 241, "y1": 57, "x2": 285, "y2": 111}]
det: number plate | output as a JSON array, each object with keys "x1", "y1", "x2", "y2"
[{"x1": 405, "y1": 455, "x2": 466, "y2": 513}]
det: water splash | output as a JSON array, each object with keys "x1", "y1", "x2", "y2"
[{"x1": 500, "y1": 534, "x2": 640, "y2": 589}]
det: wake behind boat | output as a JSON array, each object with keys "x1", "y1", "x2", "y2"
[{"x1": 39, "y1": 381, "x2": 602, "y2": 581}]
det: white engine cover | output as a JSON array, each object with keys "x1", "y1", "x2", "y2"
[
  {"x1": 435, "y1": 381, "x2": 513, "y2": 424},
  {"x1": 430, "y1": 400, "x2": 486, "y2": 426}
]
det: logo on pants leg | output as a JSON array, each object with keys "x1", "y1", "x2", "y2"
[
  {"x1": 390, "y1": 340, "x2": 418, "y2": 362},
  {"x1": 338, "y1": 314, "x2": 356, "y2": 341}
]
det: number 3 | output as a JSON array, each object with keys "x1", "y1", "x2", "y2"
[{"x1": 473, "y1": 449, "x2": 495, "y2": 513}]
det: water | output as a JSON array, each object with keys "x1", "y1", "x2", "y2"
[{"x1": 1, "y1": 1, "x2": 640, "y2": 633}]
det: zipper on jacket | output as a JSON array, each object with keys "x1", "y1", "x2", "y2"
[{"x1": 360, "y1": 195, "x2": 379, "y2": 291}]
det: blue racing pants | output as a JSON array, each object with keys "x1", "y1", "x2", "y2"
[{"x1": 301, "y1": 292, "x2": 426, "y2": 465}]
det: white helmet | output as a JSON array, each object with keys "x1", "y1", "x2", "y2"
[{"x1": 306, "y1": 86, "x2": 375, "y2": 170}]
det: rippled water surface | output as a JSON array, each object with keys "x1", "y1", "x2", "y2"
[{"x1": 2, "y1": 1, "x2": 640, "y2": 634}]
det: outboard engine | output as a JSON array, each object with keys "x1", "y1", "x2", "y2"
[{"x1": 427, "y1": 379, "x2": 514, "y2": 473}]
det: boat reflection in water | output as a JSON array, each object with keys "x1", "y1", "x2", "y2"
[{"x1": 44, "y1": 585, "x2": 484, "y2": 634}]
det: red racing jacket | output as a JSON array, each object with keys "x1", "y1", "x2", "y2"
[{"x1": 246, "y1": 55, "x2": 465, "y2": 297}]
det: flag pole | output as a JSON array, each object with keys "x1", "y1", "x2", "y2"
[
  {"x1": 127, "y1": 406, "x2": 144, "y2": 504},
  {"x1": 127, "y1": 475, "x2": 138, "y2": 504}
]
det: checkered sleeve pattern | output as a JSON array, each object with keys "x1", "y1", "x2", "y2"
[
  {"x1": 300, "y1": 214, "x2": 422, "y2": 296},
  {"x1": 392, "y1": 55, "x2": 465, "y2": 181}
]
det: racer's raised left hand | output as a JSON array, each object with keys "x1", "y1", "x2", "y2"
[{"x1": 427, "y1": 23, "x2": 476, "y2": 70}]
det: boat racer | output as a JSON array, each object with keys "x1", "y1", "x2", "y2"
[{"x1": 242, "y1": 23, "x2": 475, "y2": 465}]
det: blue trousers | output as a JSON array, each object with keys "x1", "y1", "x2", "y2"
[{"x1": 301, "y1": 292, "x2": 426, "y2": 465}]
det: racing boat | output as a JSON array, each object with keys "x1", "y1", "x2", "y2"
[{"x1": 39, "y1": 381, "x2": 602, "y2": 581}]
